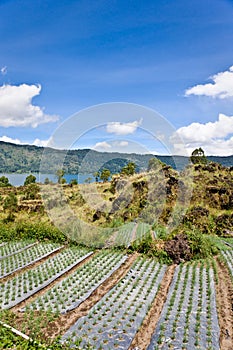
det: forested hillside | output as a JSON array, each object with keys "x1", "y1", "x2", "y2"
[{"x1": 0, "y1": 141, "x2": 232, "y2": 174}]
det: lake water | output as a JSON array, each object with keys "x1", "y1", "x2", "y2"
[{"x1": 0, "y1": 173, "x2": 95, "y2": 187}]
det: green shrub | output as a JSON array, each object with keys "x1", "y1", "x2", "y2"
[{"x1": 186, "y1": 229, "x2": 218, "y2": 259}]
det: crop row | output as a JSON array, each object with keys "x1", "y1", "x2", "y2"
[
  {"x1": 114, "y1": 222, "x2": 135, "y2": 247},
  {"x1": 135, "y1": 222, "x2": 151, "y2": 241},
  {"x1": 147, "y1": 260, "x2": 220, "y2": 350},
  {"x1": 0, "y1": 240, "x2": 36, "y2": 260},
  {"x1": 221, "y1": 249, "x2": 233, "y2": 278},
  {"x1": 0, "y1": 242, "x2": 62, "y2": 278},
  {"x1": 25, "y1": 250, "x2": 128, "y2": 314},
  {"x1": 62, "y1": 258, "x2": 166, "y2": 349},
  {"x1": 0, "y1": 247, "x2": 92, "y2": 309}
]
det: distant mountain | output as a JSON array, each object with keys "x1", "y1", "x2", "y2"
[{"x1": 0, "y1": 141, "x2": 232, "y2": 174}]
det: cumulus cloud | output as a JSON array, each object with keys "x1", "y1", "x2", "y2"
[
  {"x1": 0, "y1": 135, "x2": 51, "y2": 148},
  {"x1": 0, "y1": 84, "x2": 59, "y2": 128},
  {"x1": 185, "y1": 66, "x2": 233, "y2": 99},
  {"x1": 0, "y1": 135, "x2": 22, "y2": 144},
  {"x1": 106, "y1": 118, "x2": 142, "y2": 135},
  {"x1": 94, "y1": 141, "x2": 112, "y2": 150},
  {"x1": 32, "y1": 138, "x2": 51, "y2": 147},
  {"x1": 94, "y1": 140, "x2": 130, "y2": 152},
  {"x1": 172, "y1": 113, "x2": 233, "y2": 156}
]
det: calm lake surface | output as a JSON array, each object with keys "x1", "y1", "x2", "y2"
[{"x1": 0, "y1": 173, "x2": 95, "y2": 186}]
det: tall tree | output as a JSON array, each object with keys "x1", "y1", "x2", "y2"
[
  {"x1": 0, "y1": 176, "x2": 12, "y2": 187},
  {"x1": 55, "y1": 169, "x2": 65, "y2": 184},
  {"x1": 93, "y1": 171, "x2": 100, "y2": 182},
  {"x1": 190, "y1": 148, "x2": 208, "y2": 164},
  {"x1": 24, "y1": 174, "x2": 36, "y2": 186},
  {"x1": 121, "y1": 162, "x2": 136, "y2": 176},
  {"x1": 100, "y1": 168, "x2": 111, "y2": 182},
  {"x1": 3, "y1": 192, "x2": 18, "y2": 221}
]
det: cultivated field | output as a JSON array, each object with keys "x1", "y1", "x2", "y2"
[{"x1": 0, "y1": 236, "x2": 233, "y2": 350}]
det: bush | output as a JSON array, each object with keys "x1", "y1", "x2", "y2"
[
  {"x1": 0, "y1": 176, "x2": 12, "y2": 187},
  {"x1": 0, "y1": 221, "x2": 66, "y2": 243},
  {"x1": 186, "y1": 229, "x2": 218, "y2": 259},
  {"x1": 24, "y1": 174, "x2": 36, "y2": 186}
]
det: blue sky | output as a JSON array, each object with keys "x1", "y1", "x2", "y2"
[{"x1": 0, "y1": 0, "x2": 233, "y2": 155}]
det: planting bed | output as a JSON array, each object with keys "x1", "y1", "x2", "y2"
[
  {"x1": 135, "y1": 222, "x2": 151, "y2": 241},
  {"x1": 0, "y1": 242, "x2": 62, "y2": 278},
  {"x1": 147, "y1": 260, "x2": 220, "y2": 350},
  {"x1": 114, "y1": 222, "x2": 135, "y2": 247},
  {"x1": 26, "y1": 251, "x2": 128, "y2": 314},
  {"x1": 0, "y1": 240, "x2": 36, "y2": 260},
  {"x1": 62, "y1": 258, "x2": 166, "y2": 349},
  {"x1": 221, "y1": 249, "x2": 233, "y2": 277},
  {"x1": 0, "y1": 247, "x2": 92, "y2": 309}
]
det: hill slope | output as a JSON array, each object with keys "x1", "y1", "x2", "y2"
[{"x1": 0, "y1": 141, "x2": 232, "y2": 174}]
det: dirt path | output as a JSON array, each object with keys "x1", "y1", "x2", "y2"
[
  {"x1": 131, "y1": 223, "x2": 138, "y2": 242},
  {"x1": 216, "y1": 257, "x2": 233, "y2": 350},
  {"x1": 129, "y1": 264, "x2": 176, "y2": 350}
]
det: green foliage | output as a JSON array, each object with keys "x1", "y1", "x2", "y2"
[
  {"x1": 129, "y1": 232, "x2": 172, "y2": 264},
  {"x1": 100, "y1": 168, "x2": 111, "y2": 182},
  {"x1": 152, "y1": 223, "x2": 168, "y2": 240},
  {"x1": 0, "y1": 175, "x2": 12, "y2": 187},
  {"x1": 93, "y1": 171, "x2": 100, "y2": 182},
  {"x1": 0, "y1": 141, "x2": 231, "y2": 174},
  {"x1": 108, "y1": 217, "x2": 124, "y2": 228},
  {"x1": 147, "y1": 157, "x2": 164, "y2": 171},
  {"x1": 131, "y1": 232, "x2": 153, "y2": 253},
  {"x1": 186, "y1": 230, "x2": 219, "y2": 259},
  {"x1": 55, "y1": 169, "x2": 65, "y2": 184},
  {"x1": 70, "y1": 178, "x2": 78, "y2": 185},
  {"x1": 3, "y1": 192, "x2": 18, "y2": 212},
  {"x1": 44, "y1": 177, "x2": 50, "y2": 185},
  {"x1": 190, "y1": 147, "x2": 208, "y2": 165},
  {"x1": 23, "y1": 183, "x2": 40, "y2": 200},
  {"x1": 0, "y1": 221, "x2": 66, "y2": 243},
  {"x1": 120, "y1": 161, "x2": 136, "y2": 176},
  {"x1": 0, "y1": 323, "x2": 94, "y2": 349},
  {"x1": 24, "y1": 174, "x2": 36, "y2": 186}
]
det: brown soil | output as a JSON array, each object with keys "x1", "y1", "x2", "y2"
[
  {"x1": 129, "y1": 264, "x2": 176, "y2": 350},
  {"x1": 11, "y1": 253, "x2": 138, "y2": 341},
  {"x1": 215, "y1": 257, "x2": 233, "y2": 350}
]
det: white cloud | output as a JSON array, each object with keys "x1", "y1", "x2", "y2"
[
  {"x1": 172, "y1": 113, "x2": 233, "y2": 156},
  {"x1": 93, "y1": 140, "x2": 130, "y2": 152},
  {"x1": 94, "y1": 141, "x2": 112, "y2": 150},
  {"x1": 117, "y1": 141, "x2": 129, "y2": 147},
  {"x1": 0, "y1": 84, "x2": 59, "y2": 128},
  {"x1": 185, "y1": 66, "x2": 233, "y2": 99},
  {"x1": 0, "y1": 135, "x2": 51, "y2": 148},
  {"x1": 106, "y1": 118, "x2": 142, "y2": 135},
  {"x1": 0, "y1": 135, "x2": 22, "y2": 144},
  {"x1": 32, "y1": 138, "x2": 50, "y2": 147}
]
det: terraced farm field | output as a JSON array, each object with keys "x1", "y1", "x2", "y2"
[{"x1": 0, "y1": 239, "x2": 233, "y2": 350}]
